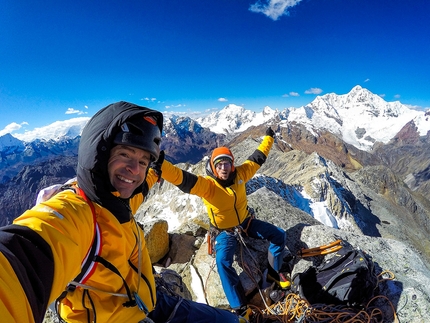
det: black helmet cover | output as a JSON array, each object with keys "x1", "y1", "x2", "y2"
[{"x1": 77, "y1": 101, "x2": 163, "y2": 223}]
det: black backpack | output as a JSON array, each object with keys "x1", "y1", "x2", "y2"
[{"x1": 291, "y1": 244, "x2": 378, "y2": 307}]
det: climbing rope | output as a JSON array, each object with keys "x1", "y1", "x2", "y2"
[
  {"x1": 201, "y1": 230, "x2": 399, "y2": 323},
  {"x1": 236, "y1": 237, "x2": 399, "y2": 323},
  {"x1": 203, "y1": 256, "x2": 217, "y2": 304},
  {"x1": 247, "y1": 293, "x2": 399, "y2": 323}
]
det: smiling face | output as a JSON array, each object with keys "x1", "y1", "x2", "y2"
[
  {"x1": 215, "y1": 160, "x2": 232, "y2": 180},
  {"x1": 107, "y1": 145, "x2": 151, "y2": 198}
]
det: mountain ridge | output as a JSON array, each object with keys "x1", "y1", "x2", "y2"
[
  {"x1": 1, "y1": 87, "x2": 429, "y2": 322},
  {"x1": 3, "y1": 85, "x2": 428, "y2": 146},
  {"x1": 1, "y1": 86, "x2": 430, "y2": 222}
]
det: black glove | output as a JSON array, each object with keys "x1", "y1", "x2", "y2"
[
  {"x1": 151, "y1": 150, "x2": 165, "y2": 182},
  {"x1": 266, "y1": 127, "x2": 275, "y2": 138}
]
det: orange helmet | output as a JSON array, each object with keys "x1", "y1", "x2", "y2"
[{"x1": 210, "y1": 147, "x2": 235, "y2": 172}]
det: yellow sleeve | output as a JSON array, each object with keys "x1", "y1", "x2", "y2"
[
  {"x1": 146, "y1": 168, "x2": 159, "y2": 190},
  {"x1": 0, "y1": 255, "x2": 36, "y2": 322},
  {"x1": 236, "y1": 135, "x2": 274, "y2": 182},
  {"x1": 161, "y1": 159, "x2": 185, "y2": 185},
  {"x1": 13, "y1": 190, "x2": 95, "y2": 304},
  {"x1": 258, "y1": 135, "x2": 274, "y2": 157}
]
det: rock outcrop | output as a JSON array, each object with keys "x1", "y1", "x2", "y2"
[{"x1": 139, "y1": 186, "x2": 430, "y2": 323}]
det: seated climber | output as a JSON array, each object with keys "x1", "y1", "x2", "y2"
[{"x1": 153, "y1": 127, "x2": 290, "y2": 320}]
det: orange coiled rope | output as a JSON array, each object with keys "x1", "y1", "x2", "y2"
[{"x1": 249, "y1": 293, "x2": 398, "y2": 323}]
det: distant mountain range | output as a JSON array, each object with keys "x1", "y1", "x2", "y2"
[
  {"x1": 196, "y1": 85, "x2": 429, "y2": 151},
  {"x1": 1, "y1": 85, "x2": 429, "y2": 252},
  {"x1": 5, "y1": 85, "x2": 429, "y2": 147}
]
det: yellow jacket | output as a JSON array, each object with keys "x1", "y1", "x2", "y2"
[
  {"x1": 0, "y1": 102, "x2": 165, "y2": 323},
  {"x1": 0, "y1": 170, "x2": 159, "y2": 323},
  {"x1": 161, "y1": 136, "x2": 274, "y2": 229}
]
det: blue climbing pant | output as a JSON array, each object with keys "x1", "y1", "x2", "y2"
[
  {"x1": 148, "y1": 290, "x2": 239, "y2": 323},
  {"x1": 215, "y1": 217, "x2": 286, "y2": 309}
]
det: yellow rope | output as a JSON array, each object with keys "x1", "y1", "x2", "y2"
[
  {"x1": 377, "y1": 270, "x2": 395, "y2": 283},
  {"x1": 202, "y1": 232, "x2": 398, "y2": 323},
  {"x1": 247, "y1": 293, "x2": 398, "y2": 323}
]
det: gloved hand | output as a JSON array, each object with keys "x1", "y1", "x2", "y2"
[
  {"x1": 266, "y1": 127, "x2": 275, "y2": 138},
  {"x1": 151, "y1": 150, "x2": 165, "y2": 182}
]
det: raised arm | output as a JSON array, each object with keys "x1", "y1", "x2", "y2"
[
  {"x1": 237, "y1": 128, "x2": 275, "y2": 181},
  {"x1": 161, "y1": 159, "x2": 199, "y2": 194}
]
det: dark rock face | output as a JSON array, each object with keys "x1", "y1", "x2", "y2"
[
  {"x1": 373, "y1": 120, "x2": 430, "y2": 196},
  {"x1": 0, "y1": 156, "x2": 77, "y2": 225},
  {"x1": 161, "y1": 116, "x2": 227, "y2": 164}
]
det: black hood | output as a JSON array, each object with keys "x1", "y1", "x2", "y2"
[{"x1": 77, "y1": 101, "x2": 163, "y2": 223}]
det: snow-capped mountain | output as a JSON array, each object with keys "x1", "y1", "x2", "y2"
[
  {"x1": 0, "y1": 133, "x2": 24, "y2": 151},
  {"x1": 285, "y1": 85, "x2": 429, "y2": 151},
  {"x1": 196, "y1": 104, "x2": 279, "y2": 134},
  {"x1": 195, "y1": 86, "x2": 429, "y2": 152},
  {"x1": 163, "y1": 115, "x2": 206, "y2": 138},
  {"x1": 1, "y1": 85, "x2": 429, "y2": 185},
  {"x1": 160, "y1": 115, "x2": 225, "y2": 164},
  {"x1": 3, "y1": 86, "x2": 428, "y2": 153},
  {"x1": 11, "y1": 117, "x2": 90, "y2": 143}
]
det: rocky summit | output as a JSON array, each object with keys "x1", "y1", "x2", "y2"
[
  {"x1": 136, "y1": 138, "x2": 430, "y2": 323},
  {"x1": 1, "y1": 86, "x2": 428, "y2": 322}
]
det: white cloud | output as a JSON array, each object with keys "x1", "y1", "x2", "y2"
[
  {"x1": 394, "y1": 94, "x2": 401, "y2": 99},
  {"x1": 405, "y1": 104, "x2": 427, "y2": 111},
  {"x1": 142, "y1": 97, "x2": 157, "y2": 102},
  {"x1": 218, "y1": 98, "x2": 228, "y2": 102},
  {"x1": 364, "y1": 78, "x2": 370, "y2": 83},
  {"x1": 0, "y1": 122, "x2": 27, "y2": 136},
  {"x1": 289, "y1": 92, "x2": 300, "y2": 97},
  {"x1": 304, "y1": 88, "x2": 323, "y2": 95},
  {"x1": 165, "y1": 104, "x2": 185, "y2": 109},
  {"x1": 249, "y1": 0, "x2": 303, "y2": 21},
  {"x1": 65, "y1": 108, "x2": 87, "y2": 115},
  {"x1": 379, "y1": 94, "x2": 386, "y2": 98},
  {"x1": 163, "y1": 109, "x2": 208, "y2": 120}
]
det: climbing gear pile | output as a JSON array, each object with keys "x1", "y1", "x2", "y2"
[
  {"x1": 248, "y1": 293, "x2": 399, "y2": 323},
  {"x1": 234, "y1": 239, "x2": 398, "y2": 323}
]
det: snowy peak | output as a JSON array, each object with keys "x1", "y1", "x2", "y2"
[
  {"x1": 0, "y1": 133, "x2": 24, "y2": 151},
  {"x1": 262, "y1": 105, "x2": 277, "y2": 117},
  {"x1": 196, "y1": 104, "x2": 254, "y2": 134},
  {"x1": 342, "y1": 85, "x2": 408, "y2": 118},
  {"x1": 286, "y1": 85, "x2": 426, "y2": 151},
  {"x1": 164, "y1": 115, "x2": 204, "y2": 137},
  {"x1": 12, "y1": 117, "x2": 90, "y2": 143},
  {"x1": 196, "y1": 104, "x2": 277, "y2": 134},
  {"x1": 310, "y1": 85, "x2": 405, "y2": 119}
]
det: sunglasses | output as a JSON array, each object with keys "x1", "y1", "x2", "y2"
[{"x1": 215, "y1": 161, "x2": 232, "y2": 169}]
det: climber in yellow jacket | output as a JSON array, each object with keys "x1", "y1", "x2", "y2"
[
  {"x1": 0, "y1": 101, "x2": 241, "y2": 323},
  {"x1": 156, "y1": 127, "x2": 288, "y2": 319}
]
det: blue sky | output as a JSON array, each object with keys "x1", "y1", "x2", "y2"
[{"x1": 1, "y1": 0, "x2": 429, "y2": 135}]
